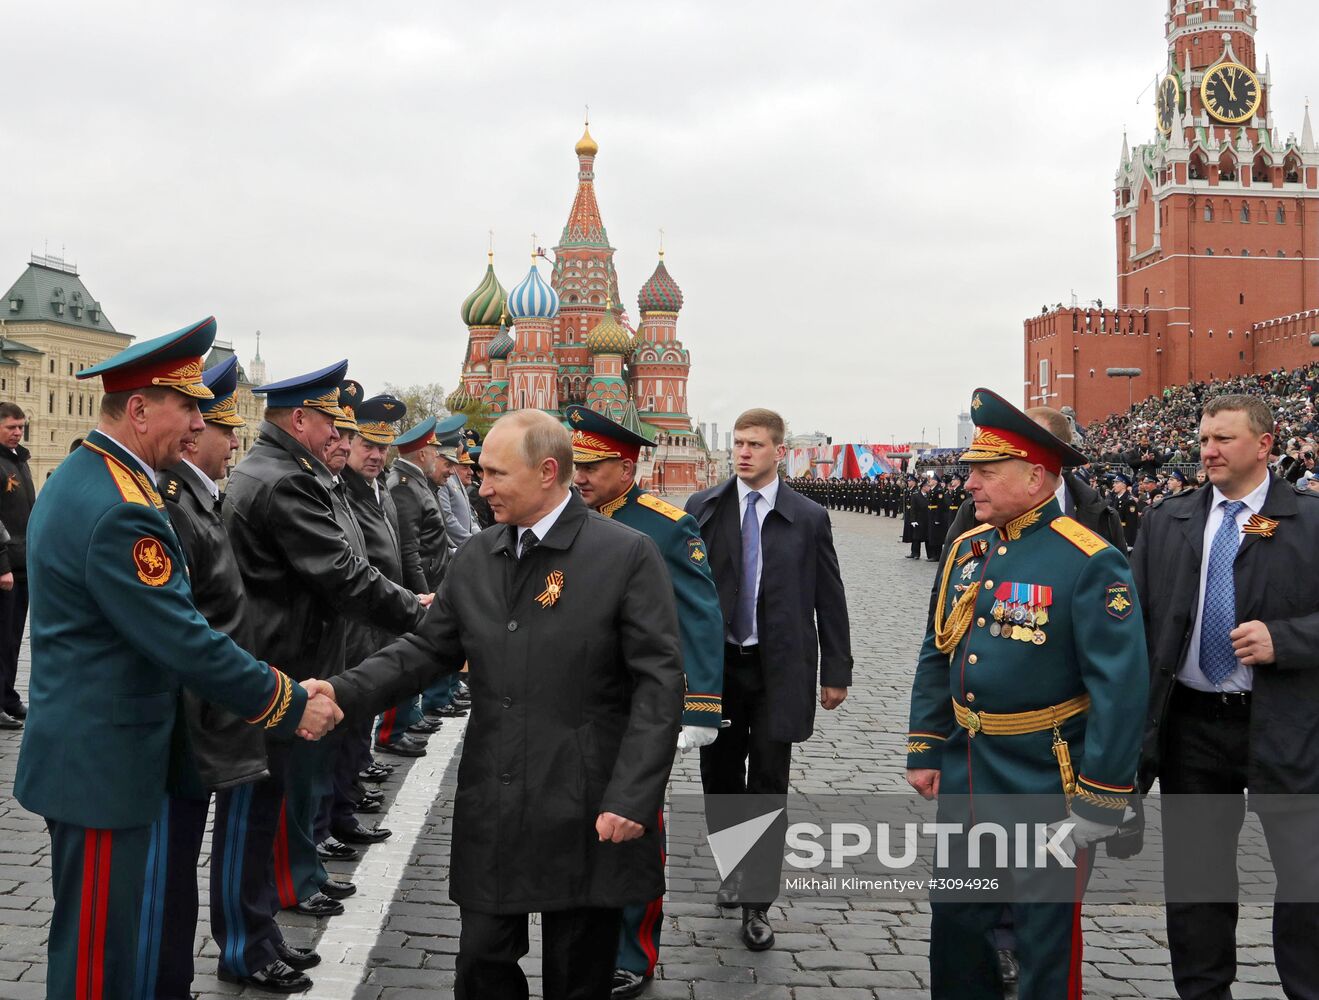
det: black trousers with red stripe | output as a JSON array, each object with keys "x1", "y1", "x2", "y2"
[
  {"x1": 929, "y1": 842, "x2": 1094, "y2": 1000},
  {"x1": 45, "y1": 817, "x2": 155, "y2": 1000}
]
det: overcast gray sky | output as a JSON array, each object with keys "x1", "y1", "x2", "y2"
[{"x1": 4, "y1": 1, "x2": 1316, "y2": 444}]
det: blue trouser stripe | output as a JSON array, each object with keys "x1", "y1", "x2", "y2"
[
  {"x1": 133, "y1": 800, "x2": 168, "y2": 1000},
  {"x1": 222, "y1": 783, "x2": 252, "y2": 977}
]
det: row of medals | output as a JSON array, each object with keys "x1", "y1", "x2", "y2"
[{"x1": 990, "y1": 600, "x2": 1048, "y2": 645}]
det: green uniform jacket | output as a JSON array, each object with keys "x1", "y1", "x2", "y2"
[
  {"x1": 599, "y1": 485, "x2": 723, "y2": 727},
  {"x1": 16, "y1": 431, "x2": 305, "y2": 829},
  {"x1": 905, "y1": 498, "x2": 1148, "y2": 825}
]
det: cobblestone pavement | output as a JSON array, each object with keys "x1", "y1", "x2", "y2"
[{"x1": 0, "y1": 507, "x2": 1287, "y2": 998}]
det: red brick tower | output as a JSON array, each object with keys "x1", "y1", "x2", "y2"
[
  {"x1": 632, "y1": 248, "x2": 691, "y2": 432},
  {"x1": 1024, "y1": 0, "x2": 1319, "y2": 423}
]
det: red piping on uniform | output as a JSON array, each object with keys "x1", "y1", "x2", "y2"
[
  {"x1": 77, "y1": 830, "x2": 96, "y2": 1000},
  {"x1": 273, "y1": 801, "x2": 298, "y2": 908},
  {"x1": 92, "y1": 832, "x2": 111, "y2": 1000},
  {"x1": 1067, "y1": 847, "x2": 1089, "y2": 998},
  {"x1": 637, "y1": 897, "x2": 663, "y2": 975},
  {"x1": 378, "y1": 708, "x2": 397, "y2": 745}
]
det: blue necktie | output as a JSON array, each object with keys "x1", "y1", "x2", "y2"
[
  {"x1": 1199, "y1": 500, "x2": 1246, "y2": 686},
  {"x1": 732, "y1": 491, "x2": 761, "y2": 643}
]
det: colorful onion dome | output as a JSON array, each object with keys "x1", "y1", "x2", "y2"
[
  {"x1": 585, "y1": 304, "x2": 634, "y2": 356},
  {"x1": 460, "y1": 255, "x2": 507, "y2": 327},
  {"x1": 575, "y1": 123, "x2": 598, "y2": 157},
  {"x1": 487, "y1": 325, "x2": 515, "y2": 360},
  {"x1": 506, "y1": 260, "x2": 560, "y2": 320},
  {"x1": 445, "y1": 383, "x2": 474, "y2": 412},
  {"x1": 637, "y1": 254, "x2": 683, "y2": 314}
]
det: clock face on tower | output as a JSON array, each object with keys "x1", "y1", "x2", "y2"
[
  {"x1": 1200, "y1": 62, "x2": 1262, "y2": 124},
  {"x1": 1156, "y1": 74, "x2": 1181, "y2": 136}
]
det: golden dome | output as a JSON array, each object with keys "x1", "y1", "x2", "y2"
[{"x1": 575, "y1": 123, "x2": 598, "y2": 157}]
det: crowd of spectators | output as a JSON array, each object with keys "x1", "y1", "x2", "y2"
[{"x1": 1077, "y1": 364, "x2": 1319, "y2": 480}]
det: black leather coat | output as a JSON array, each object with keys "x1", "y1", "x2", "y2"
[
  {"x1": 341, "y1": 466, "x2": 406, "y2": 662},
  {"x1": 0, "y1": 444, "x2": 35, "y2": 579},
  {"x1": 387, "y1": 458, "x2": 447, "y2": 592},
  {"x1": 330, "y1": 496, "x2": 684, "y2": 913},
  {"x1": 160, "y1": 462, "x2": 268, "y2": 792},
  {"x1": 222, "y1": 422, "x2": 422, "y2": 682}
]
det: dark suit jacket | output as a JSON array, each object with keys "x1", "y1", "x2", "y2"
[
  {"x1": 1131, "y1": 474, "x2": 1319, "y2": 795},
  {"x1": 330, "y1": 495, "x2": 684, "y2": 913},
  {"x1": 685, "y1": 477, "x2": 853, "y2": 743}
]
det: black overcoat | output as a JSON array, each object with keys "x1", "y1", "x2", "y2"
[
  {"x1": 684, "y1": 477, "x2": 853, "y2": 743},
  {"x1": 1131, "y1": 475, "x2": 1319, "y2": 795},
  {"x1": 330, "y1": 495, "x2": 685, "y2": 913}
]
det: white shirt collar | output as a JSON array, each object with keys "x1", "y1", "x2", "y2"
[
  {"x1": 737, "y1": 476, "x2": 779, "y2": 508},
  {"x1": 97, "y1": 431, "x2": 160, "y2": 480},
  {"x1": 518, "y1": 490, "x2": 572, "y2": 546},
  {"x1": 181, "y1": 459, "x2": 219, "y2": 501},
  {"x1": 1210, "y1": 472, "x2": 1271, "y2": 516},
  {"x1": 1054, "y1": 477, "x2": 1068, "y2": 511}
]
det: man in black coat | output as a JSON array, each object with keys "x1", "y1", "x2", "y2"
[
  {"x1": 1132, "y1": 393, "x2": 1319, "y2": 999},
  {"x1": 156, "y1": 356, "x2": 319, "y2": 994},
  {"x1": 902, "y1": 477, "x2": 933, "y2": 558},
  {"x1": 223, "y1": 362, "x2": 427, "y2": 933},
  {"x1": 328, "y1": 410, "x2": 685, "y2": 1000},
  {"x1": 0, "y1": 401, "x2": 34, "y2": 728},
  {"x1": 685, "y1": 407, "x2": 852, "y2": 952}
]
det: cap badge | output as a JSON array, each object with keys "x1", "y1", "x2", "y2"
[{"x1": 536, "y1": 570, "x2": 565, "y2": 609}]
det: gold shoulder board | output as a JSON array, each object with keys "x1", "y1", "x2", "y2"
[
  {"x1": 637, "y1": 493, "x2": 686, "y2": 522},
  {"x1": 1050, "y1": 516, "x2": 1109, "y2": 557}
]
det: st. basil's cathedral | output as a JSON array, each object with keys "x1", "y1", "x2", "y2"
[{"x1": 444, "y1": 123, "x2": 714, "y2": 492}]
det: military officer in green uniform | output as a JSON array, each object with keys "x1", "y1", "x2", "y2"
[
  {"x1": 14, "y1": 318, "x2": 342, "y2": 1000},
  {"x1": 565, "y1": 404, "x2": 724, "y2": 999},
  {"x1": 905, "y1": 388, "x2": 1148, "y2": 1000}
]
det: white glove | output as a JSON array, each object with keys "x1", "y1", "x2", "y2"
[
  {"x1": 1046, "y1": 814, "x2": 1121, "y2": 861},
  {"x1": 676, "y1": 725, "x2": 718, "y2": 751}
]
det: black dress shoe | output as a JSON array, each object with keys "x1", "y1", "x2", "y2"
[
  {"x1": 291, "y1": 892, "x2": 344, "y2": 917},
  {"x1": 370, "y1": 757, "x2": 396, "y2": 772},
  {"x1": 358, "y1": 765, "x2": 390, "y2": 783},
  {"x1": 423, "y1": 706, "x2": 445, "y2": 719},
  {"x1": 6, "y1": 702, "x2": 26, "y2": 720},
  {"x1": 361, "y1": 788, "x2": 384, "y2": 803},
  {"x1": 611, "y1": 968, "x2": 649, "y2": 998},
  {"x1": 438, "y1": 703, "x2": 468, "y2": 718},
  {"x1": 315, "y1": 837, "x2": 359, "y2": 862},
  {"x1": 274, "y1": 940, "x2": 321, "y2": 971},
  {"x1": 407, "y1": 717, "x2": 441, "y2": 734},
  {"x1": 374, "y1": 737, "x2": 427, "y2": 758},
  {"x1": 0, "y1": 711, "x2": 21, "y2": 730},
  {"x1": 740, "y1": 908, "x2": 775, "y2": 951},
  {"x1": 333, "y1": 822, "x2": 392, "y2": 845},
  {"x1": 997, "y1": 948, "x2": 1020, "y2": 985},
  {"x1": 319, "y1": 878, "x2": 356, "y2": 900},
  {"x1": 356, "y1": 798, "x2": 382, "y2": 814},
  {"x1": 218, "y1": 958, "x2": 312, "y2": 993}
]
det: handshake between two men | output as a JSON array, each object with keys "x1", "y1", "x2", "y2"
[{"x1": 291, "y1": 592, "x2": 436, "y2": 741}]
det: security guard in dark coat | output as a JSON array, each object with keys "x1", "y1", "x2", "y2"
[
  {"x1": 906, "y1": 388, "x2": 1148, "y2": 1000},
  {"x1": 328, "y1": 410, "x2": 684, "y2": 1000},
  {"x1": 0, "y1": 403, "x2": 35, "y2": 727},
  {"x1": 223, "y1": 362, "x2": 425, "y2": 936},
  {"x1": 1111, "y1": 473, "x2": 1140, "y2": 549},
  {"x1": 903, "y1": 478, "x2": 933, "y2": 558},
  {"x1": 565, "y1": 404, "x2": 724, "y2": 998},
  {"x1": 1131, "y1": 394, "x2": 1319, "y2": 999},
  {"x1": 14, "y1": 319, "x2": 340, "y2": 1000}
]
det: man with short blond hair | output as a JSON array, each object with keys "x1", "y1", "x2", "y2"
[{"x1": 685, "y1": 406, "x2": 852, "y2": 951}]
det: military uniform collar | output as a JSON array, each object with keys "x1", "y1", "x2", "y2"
[
  {"x1": 257, "y1": 420, "x2": 332, "y2": 483},
  {"x1": 83, "y1": 430, "x2": 166, "y2": 510},
  {"x1": 997, "y1": 496, "x2": 1061, "y2": 542},
  {"x1": 598, "y1": 483, "x2": 641, "y2": 518}
]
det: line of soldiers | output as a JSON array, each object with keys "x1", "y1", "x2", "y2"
[{"x1": 13, "y1": 319, "x2": 496, "y2": 997}]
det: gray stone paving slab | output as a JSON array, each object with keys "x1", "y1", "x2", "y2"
[{"x1": 0, "y1": 507, "x2": 1288, "y2": 997}]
